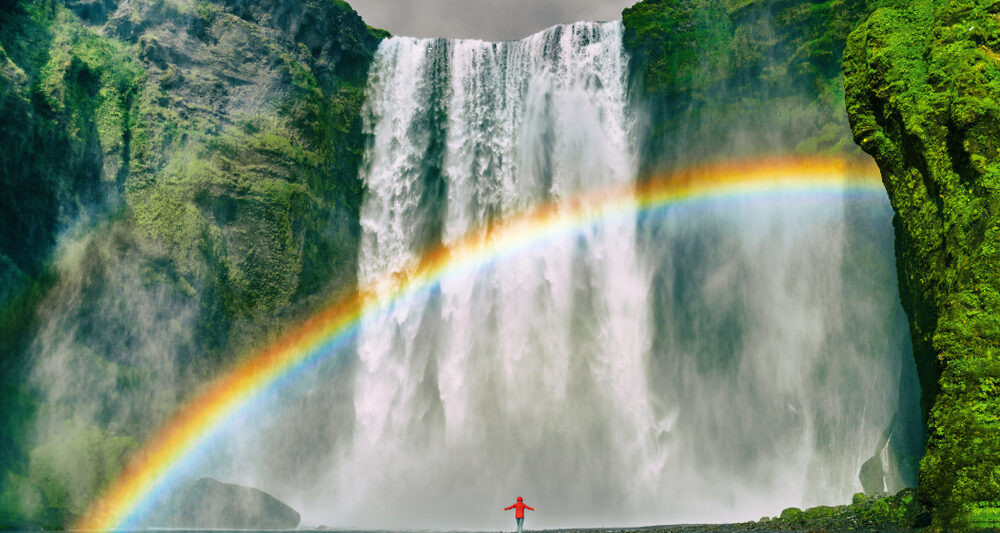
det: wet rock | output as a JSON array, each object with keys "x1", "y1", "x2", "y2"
[{"x1": 858, "y1": 453, "x2": 885, "y2": 495}]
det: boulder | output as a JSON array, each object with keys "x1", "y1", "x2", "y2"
[{"x1": 145, "y1": 477, "x2": 300, "y2": 530}]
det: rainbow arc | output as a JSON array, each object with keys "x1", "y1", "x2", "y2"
[{"x1": 76, "y1": 155, "x2": 883, "y2": 531}]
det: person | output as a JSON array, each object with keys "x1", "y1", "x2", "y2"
[{"x1": 504, "y1": 496, "x2": 534, "y2": 533}]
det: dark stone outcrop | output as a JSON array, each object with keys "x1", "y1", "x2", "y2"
[{"x1": 144, "y1": 477, "x2": 301, "y2": 529}]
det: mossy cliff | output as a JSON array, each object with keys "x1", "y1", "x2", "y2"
[
  {"x1": 0, "y1": 0, "x2": 385, "y2": 527},
  {"x1": 844, "y1": 0, "x2": 1000, "y2": 528}
]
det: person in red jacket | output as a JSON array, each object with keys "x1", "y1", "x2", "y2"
[{"x1": 504, "y1": 496, "x2": 534, "y2": 533}]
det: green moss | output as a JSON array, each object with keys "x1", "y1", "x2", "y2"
[
  {"x1": 32, "y1": 7, "x2": 142, "y2": 182},
  {"x1": 0, "y1": 0, "x2": 142, "y2": 282},
  {"x1": 89, "y1": 0, "x2": 379, "y2": 361},
  {"x1": 844, "y1": 0, "x2": 1000, "y2": 527},
  {"x1": 778, "y1": 507, "x2": 803, "y2": 520},
  {"x1": 965, "y1": 503, "x2": 1000, "y2": 529},
  {"x1": 755, "y1": 489, "x2": 929, "y2": 530},
  {"x1": 623, "y1": 0, "x2": 733, "y2": 100},
  {"x1": 802, "y1": 505, "x2": 838, "y2": 520},
  {"x1": 128, "y1": 97, "x2": 357, "y2": 320}
]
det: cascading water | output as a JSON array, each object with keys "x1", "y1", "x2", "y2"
[
  {"x1": 343, "y1": 21, "x2": 661, "y2": 527},
  {"x1": 206, "y1": 21, "x2": 922, "y2": 529}
]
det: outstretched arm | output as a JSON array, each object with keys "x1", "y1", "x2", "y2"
[
  {"x1": 526, "y1": 505, "x2": 535, "y2": 511},
  {"x1": 504, "y1": 505, "x2": 514, "y2": 510}
]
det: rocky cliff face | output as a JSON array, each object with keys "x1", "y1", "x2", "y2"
[
  {"x1": 0, "y1": 0, "x2": 385, "y2": 527},
  {"x1": 844, "y1": 0, "x2": 1000, "y2": 528}
]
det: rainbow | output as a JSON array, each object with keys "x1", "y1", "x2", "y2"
[{"x1": 75, "y1": 155, "x2": 884, "y2": 531}]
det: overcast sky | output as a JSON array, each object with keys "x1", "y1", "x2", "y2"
[{"x1": 348, "y1": 0, "x2": 639, "y2": 41}]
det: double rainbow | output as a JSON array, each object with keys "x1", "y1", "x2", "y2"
[{"x1": 75, "y1": 155, "x2": 884, "y2": 530}]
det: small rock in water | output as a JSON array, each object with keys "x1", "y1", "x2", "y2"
[{"x1": 143, "y1": 477, "x2": 301, "y2": 529}]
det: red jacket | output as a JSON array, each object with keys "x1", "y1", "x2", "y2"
[{"x1": 504, "y1": 502, "x2": 534, "y2": 518}]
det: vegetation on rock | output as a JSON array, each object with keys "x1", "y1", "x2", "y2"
[
  {"x1": 844, "y1": 0, "x2": 1000, "y2": 528},
  {"x1": 754, "y1": 489, "x2": 930, "y2": 530}
]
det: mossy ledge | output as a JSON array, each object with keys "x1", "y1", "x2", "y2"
[
  {"x1": 844, "y1": 0, "x2": 1000, "y2": 529},
  {"x1": 755, "y1": 489, "x2": 930, "y2": 531}
]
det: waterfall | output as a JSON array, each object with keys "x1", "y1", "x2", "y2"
[
  {"x1": 295, "y1": 21, "x2": 919, "y2": 528},
  {"x1": 344, "y1": 21, "x2": 659, "y2": 526}
]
